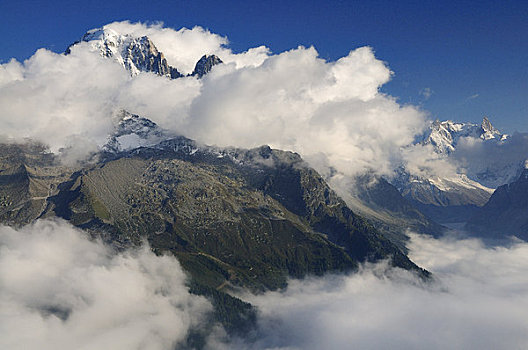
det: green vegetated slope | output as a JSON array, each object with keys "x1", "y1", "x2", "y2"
[{"x1": 52, "y1": 155, "x2": 359, "y2": 290}]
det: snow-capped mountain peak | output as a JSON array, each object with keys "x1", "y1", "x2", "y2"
[
  {"x1": 69, "y1": 26, "x2": 183, "y2": 78},
  {"x1": 423, "y1": 117, "x2": 506, "y2": 154},
  {"x1": 67, "y1": 26, "x2": 225, "y2": 80},
  {"x1": 480, "y1": 116, "x2": 503, "y2": 140},
  {"x1": 103, "y1": 111, "x2": 172, "y2": 153}
]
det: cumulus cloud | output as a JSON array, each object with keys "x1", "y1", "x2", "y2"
[
  {"x1": 99, "y1": 21, "x2": 270, "y2": 74},
  {"x1": 187, "y1": 45, "x2": 426, "y2": 176},
  {"x1": 220, "y1": 233, "x2": 528, "y2": 350},
  {"x1": 0, "y1": 43, "x2": 200, "y2": 162},
  {"x1": 2, "y1": 20, "x2": 523, "y2": 182},
  {"x1": 420, "y1": 87, "x2": 433, "y2": 100},
  {"x1": 0, "y1": 20, "x2": 432, "y2": 176},
  {"x1": 401, "y1": 142, "x2": 460, "y2": 179},
  {"x1": 0, "y1": 220, "x2": 212, "y2": 350}
]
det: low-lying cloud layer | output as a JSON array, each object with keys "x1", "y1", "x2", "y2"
[
  {"x1": 0, "y1": 220, "x2": 211, "y2": 350},
  {"x1": 226, "y1": 233, "x2": 528, "y2": 350},
  {"x1": 1, "y1": 223, "x2": 527, "y2": 349}
]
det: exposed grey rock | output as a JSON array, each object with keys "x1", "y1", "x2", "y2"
[
  {"x1": 67, "y1": 28, "x2": 183, "y2": 78},
  {"x1": 121, "y1": 36, "x2": 183, "y2": 78},
  {"x1": 68, "y1": 27, "x2": 225, "y2": 80},
  {"x1": 191, "y1": 54, "x2": 223, "y2": 78}
]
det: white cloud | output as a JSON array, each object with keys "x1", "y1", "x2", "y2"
[
  {"x1": 0, "y1": 21, "x2": 432, "y2": 177},
  {"x1": 0, "y1": 220, "x2": 212, "y2": 350},
  {"x1": 186, "y1": 45, "x2": 426, "y2": 177},
  {"x1": 451, "y1": 132, "x2": 528, "y2": 187},
  {"x1": 0, "y1": 58, "x2": 24, "y2": 86},
  {"x1": 100, "y1": 21, "x2": 270, "y2": 74},
  {"x1": 2, "y1": 219, "x2": 528, "y2": 350},
  {"x1": 2, "y1": 20, "x2": 523, "y2": 183},
  {"x1": 0, "y1": 43, "x2": 201, "y2": 163},
  {"x1": 420, "y1": 87, "x2": 433, "y2": 100},
  {"x1": 222, "y1": 233, "x2": 528, "y2": 350}
]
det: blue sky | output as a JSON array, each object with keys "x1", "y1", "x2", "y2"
[{"x1": 1, "y1": 0, "x2": 526, "y2": 132}]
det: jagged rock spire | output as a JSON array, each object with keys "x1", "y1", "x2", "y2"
[
  {"x1": 191, "y1": 54, "x2": 223, "y2": 78},
  {"x1": 480, "y1": 116, "x2": 501, "y2": 140}
]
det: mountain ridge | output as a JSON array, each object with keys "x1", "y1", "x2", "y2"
[
  {"x1": 466, "y1": 166, "x2": 528, "y2": 240},
  {"x1": 392, "y1": 117, "x2": 522, "y2": 223},
  {"x1": 0, "y1": 123, "x2": 428, "y2": 290}
]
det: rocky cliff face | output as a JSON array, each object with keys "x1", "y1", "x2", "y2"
[
  {"x1": 0, "y1": 142, "x2": 73, "y2": 226},
  {"x1": 119, "y1": 35, "x2": 183, "y2": 78},
  {"x1": 67, "y1": 27, "x2": 183, "y2": 78}
]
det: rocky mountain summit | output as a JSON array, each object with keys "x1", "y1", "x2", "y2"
[
  {"x1": 192, "y1": 54, "x2": 223, "y2": 77},
  {"x1": 67, "y1": 27, "x2": 183, "y2": 78},
  {"x1": 67, "y1": 26, "x2": 223, "y2": 79},
  {"x1": 421, "y1": 117, "x2": 506, "y2": 155},
  {"x1": 103, "y1": 111, "x2": 171, "y2": 154},
  {"x1": 0, "y1": 111, "x2": 431, "y2": 336}
]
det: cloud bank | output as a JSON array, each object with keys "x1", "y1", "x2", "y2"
[
  {"x1": 2, "y1": 221, "x2": 527, "y2": 349},
  {"x1": 1, "y1": 20, "x2": 523, "y2": 181},
  {"x1": 221, "y1": 233, "x2": 528, "y2": 350},
  {"x1": 0, "y1": 220, "x2": 211, "y2": 350},
  {"x1": 0, "y1": 21, "x2": 429, "y2": 177},
  {"x1": 99, "y1": 21, "x2": 271, "y2": 74}
]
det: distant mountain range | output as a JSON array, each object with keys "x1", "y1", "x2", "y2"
[{"x1": 392, "y1": 117, "x2": 527, "y2": 223}]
